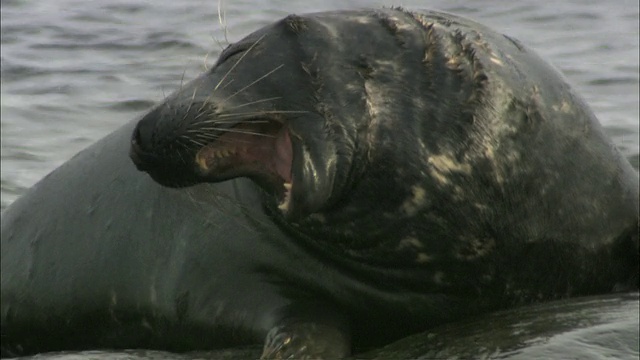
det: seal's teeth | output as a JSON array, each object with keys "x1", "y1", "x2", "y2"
[
  {"x1": 213, "y1": 149, "x2": 231, "y2": 158},
  {"x1": 278, "y1": 182, "x2": 292, "y2": 212},
  {"x1": 213, "y1": 149, "x2": 236, "y2": 158},
  {"x1": 196, "y1": 154, "x2": 208, "y2": 171}
]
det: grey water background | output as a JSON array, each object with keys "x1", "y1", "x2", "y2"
[
  {"x1": 1, "y1": 0, "x2": 639, "y2": 211},
  {"x1": 0, "y1": 1, "x2": 638, "y2": 359}
]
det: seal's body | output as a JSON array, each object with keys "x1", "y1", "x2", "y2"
[{"x1": 2, "y1": 8, "x2": 638, "y2": 359}]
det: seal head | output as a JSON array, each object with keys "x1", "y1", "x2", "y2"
[{"x1": 130, "y1": 21, "x2": 360, "y2": 220}]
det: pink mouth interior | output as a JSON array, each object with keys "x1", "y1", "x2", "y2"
[{"x1": 195, "y1": 120, "x2": 293, "y2": 198}]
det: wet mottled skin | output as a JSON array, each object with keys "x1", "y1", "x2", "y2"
[{"x1": 2, "y1": 8, "x2": 638, "y2": 359}]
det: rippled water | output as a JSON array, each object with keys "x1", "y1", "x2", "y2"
[{"x1": 1, "y1": 0, "x2": 638, "y2": 210}]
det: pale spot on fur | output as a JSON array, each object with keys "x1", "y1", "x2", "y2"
[
  {"x1": 110, "y1": 290, "x2": 117, "y2": 306},
  {"x1": 490, "y1": 56, "x2": 503, "y2": 66},
  {"x1": 150, "y1": 284, "x2": 157, "y2": 304},
  {"x1": 215, "y1": 302, "x2": 226, "y2": 317},
  {"x1": 552, "y1": 100, "x2": 572, "y2": 114},
  {"x1": 416, "y1": 253, "x2": 432, "y2": 264},
  {"x1": 354, "y1": 15, "x2": 374, "y2": 25},
  {"x1": 364, "y1": 81, "x2": 381, "y2": 118},
  {"x1": 483, "y1": 145, "x2": 505, "y2": 185},
  {"x1": 389, "y1": 15, "x2": 413, "y2": 31},
  {"x1": 401, "y1": 185, "x2": 428, "y2": 216},
  {"x1": 452, "y1": 185, "x2": 466, "y2": 201},
  {"x1": 455, "y1": 236, "x2": 496, "y2": 260},
  {"x1": 398, "y1": 236, "x2": 423, "y2": 250},
  {"x1": 345, "y1": 82, "x2": 360, "y2": 93},
  {"x1": 427, "y1": 154, "x2": 472, "y2": 185},
  {"x1": 446, "y1": 57, "x2": 460, "y2": 70},
  {"x1": 474, "y1": 203, "x2": 490, "y2": 211},
  {"x1": 433, "y1": 271, "x2": 445, "y2": 285},
  {"x1": 429, "y1": 169, "x2": 448, "y2": 185},
  {"x1": 309, "y1": 213, "x2": 326, "y2": 223}
]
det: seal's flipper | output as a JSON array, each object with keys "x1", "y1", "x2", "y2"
[{"x1": 261, "y1": 304, "x2": 351, "y2": 359}]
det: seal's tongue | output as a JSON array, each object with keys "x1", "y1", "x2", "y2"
[{"x1": 274, "y1": 127, "x2": 293, "y2": 184}]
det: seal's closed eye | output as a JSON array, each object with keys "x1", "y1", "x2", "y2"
[{"x1": 215, "y1": 41, "x2": 254, "y2": 67}]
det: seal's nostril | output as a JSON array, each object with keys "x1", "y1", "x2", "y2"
[
  {"x1": 132, "y1": 125, "x2": 144, "y2": 150},
  {"x1": 132, "y1": 118, "x2": 153, "y2": 151},
  {"x1": 130, "y1": 121, "x2": 153, "y2": 170},
  {"x1": 129, "y1": 139, "x2": 145, "y2": 170},
  {"x1": 132, "y1": 129, "x2": 139, "y2": 146}
]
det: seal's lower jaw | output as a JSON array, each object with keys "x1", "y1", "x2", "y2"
[{"x1": 194, "y1": 120, "x2": 298, "y2": 214}]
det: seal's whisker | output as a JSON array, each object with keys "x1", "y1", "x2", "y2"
[
  {"x1": 203, "y1": 51, "x2": 211, "y2": 72},
  {"x1": 192, "y1": 134, "x2": 255, "y2": 145},
  {"x1": 223, "y1": 97, "x2": 282, "y2": 111},
  {"x1": 198, "y1": 127, "x2": 276, "y2": 138},
  {"x1": 194, "y1": 110, "x2": 211, "y2": 121},
  {"x1": 218, "y1": 0, "x2": 229, "y2": 45},
  {"x1": 214, "y1": 33, "x2": 267, "y2": 92},
  {"x1": 188, "y1": 120, "x2": 271, "y2": 128},
  {"x1": 215, "y1": 110, "x2": 307, "y2": 118},
  {"x1": 191, "y1": 133, "x2": 216, "y2": 142},
  {"x1": 197, "y1": 78, "x2": 235, "y2": 114},
  {"x1": 220, "y1": 78, "x2": 235, "y2": 90},
  {"x1": 219, "y1": 64, "x2": 284, "y2": 105},
  {"x1": 175, "y1": 138, "x2": 197, "y2": 154},
  {"x1": 191, "y1": 136, "x2": 208, "y2": 147},
  {"x1": 177, "y1": 144, "x2": 190, "y2": 164},
  {"x1": 161, "y1": 86, "x2": 167, "y2": 102},
  {"x1": 215, "y1": 137, "x2": 256, "y2": 145},
  {"x1": 175, "y1": 137, "x2": 192, "y2": 149},
  {"x1": 178, "y1": 134, "x2": 207, "y2": 148},
  {"x1": 184, "y1": 126, "x2": 274, "y2": 140},
  {"x1": 205, "y1": 0, "x2": 230, "y2": 72},
  {"x1": 179, "y1": 68, "x2": 188, "y2": 92},
  {"x1": 189, "y1": 130, "x2": 222, "y2": 138},
  {"x1": 226, "y1": 129, "x2": 274, "y2": 136},
  {"x1": 184, "y1": 128, "x2": 227, "y2": 135},
  {"x1": 183, "y1": 87, "x2": 200, "y2": 119}
]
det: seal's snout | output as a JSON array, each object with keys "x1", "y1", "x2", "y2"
[
  {"x1": 129, "y1": 128, "x2": 146, "y2": 171},
  {"x1": 129, "y1": 119, "x2": 155, "y2": 171}
]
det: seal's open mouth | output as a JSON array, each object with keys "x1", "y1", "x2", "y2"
[{"x1": 194, "y1": 120, "x2": 295, "y2": 212}]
